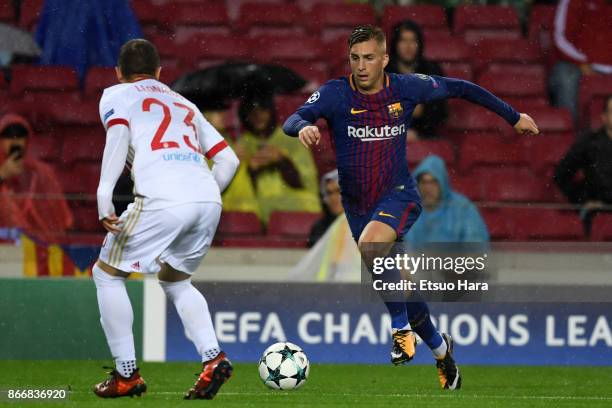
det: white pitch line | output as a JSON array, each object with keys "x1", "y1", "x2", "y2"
[{"x1": 70, "y1": 391, "x2": 612, "y2": 401}]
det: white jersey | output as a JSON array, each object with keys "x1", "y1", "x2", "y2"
[{"x1": 99, "y1": 78, "x2": 227, "y2": 208}]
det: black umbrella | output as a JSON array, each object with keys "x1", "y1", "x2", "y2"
[{"x1": 171, "y1": 62, "x2": 307, "y2": 111}]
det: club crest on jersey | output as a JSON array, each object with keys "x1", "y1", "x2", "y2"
[
  {"x1": 306, "y1": 91, "x2": 320, "y2": 104},
  {"x1": 387, "y1": 102, "x2": 403, "y2": 119}
]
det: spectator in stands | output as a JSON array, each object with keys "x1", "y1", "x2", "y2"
[
  {"x1": 554, "y1": 95, "x2": 612, "y2": 234},
  {"x1": 202, "y1": 106, "x2": 261, "y2": 216},
  {"x1": 224, "y1": 95, "x2": 320, "y2": 224},
  {"x1": 308, "y1": 169, "x2": 344, "y2": 247},
  {"x1": 35, "y1": 0, "x2": 142, "y2": 79},
  {"x1": 549, "y1": 0, "x2": 612, "y2": 123},
  {"x1": 386, "y1": 20, "x2": 448, "y2": 141},
  {"x1": 404, "y1": 155, "x2": 489, "y2": 246},
  {"x1": 0, "y1": 113, "x2": 73, "y2": 242}
]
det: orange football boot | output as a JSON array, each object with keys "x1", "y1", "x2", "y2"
[
  {"x1": 184, "y1": 352, "x2": 233, "y2": 400},
  {"x1": 93, "y1": 367, "x2": 147, "y2": 398}
]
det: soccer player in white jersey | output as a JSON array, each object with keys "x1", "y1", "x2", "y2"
[{"x1": 92, "y1": 39, "x2": 239, "y2": 400}]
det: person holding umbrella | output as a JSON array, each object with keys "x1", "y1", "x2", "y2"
[
  {"x1": 223, "y1": 95, "x2": 320, "y2": 224},
  {"x1": 173, "y1": 62, "x2": 320, "y2": 223}
]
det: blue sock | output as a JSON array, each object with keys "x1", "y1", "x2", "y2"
[
  {"x1": 384, "y1": 302, "x2": 409, "y2": 330},
  {"x1": 405, "y1": 300, "x2": 443, "y2": 350}
]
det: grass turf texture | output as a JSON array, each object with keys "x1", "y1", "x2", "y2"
[{"x1": 1, "y1": 361, "x2": 611, "y2": 407}]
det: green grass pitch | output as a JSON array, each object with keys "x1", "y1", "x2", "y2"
[{"x1": 1, "y1": 361, "x2": 611, "y2": 407}]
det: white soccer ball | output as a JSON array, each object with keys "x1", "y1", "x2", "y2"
[{"x1": 258, "y1": 342, "x2": 310, "y2": 390}]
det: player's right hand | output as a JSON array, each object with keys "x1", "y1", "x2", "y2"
[
  {"x1": 101, "y1": 214, "x2": 123, "y2": 235},
  {"x1": 298, "y1": 125, "x2": 321, "y2": 148},
  {"x1": 514, "y1": 113, "x2": 539, "y2": 135}
]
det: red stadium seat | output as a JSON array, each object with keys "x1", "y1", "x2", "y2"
[
  {"x1": 519, "y1": 134, "x2": 574, "y2": 175},
  {"x1": 267, "y1": 211, "x2": 320, "y2": 239},
  {"x1": 275, "y1": 95, "x2": 308, "y2": 123},
  {"x1": 482, "y1": 62, "x2": 546, "y2": 78},
  {"x1": 217, "y1": 212, "x2": 263, "y2": 236},
  {"x1": 446, "y1": 103, "x2": 508, "y2": 132},
  {"x1": 590, "y1": 213, "x2": 612, "y2": 242},
  {"x1": 168, "y1": 1, "x2": 229, "y2": 27},
  {"x1": 84, "y1": 67, "x2": 116, "y2": 97},
  {"x1": 237, "y1": 3, "x2": 302, "y2": 34},
  {"x1": 463, "y1": 29, "x2": 521, "y2": 46},
  {"x1": 19, "y1": 0, "x2": 44, "y2": 30},
  {"x1": 528, "y1": 107, "x2": 574, "y2": 136},
  {"x1": 10, "y1": 65, "x2": 79, "y2": 95},
  {"x1": 502, "y1": 97, "x2": 549, "y2": 113},
  {"x1": 483, "y1": 207, "x2": 584, "y2": 241},
  {"x1": 424, "y1": 38, "x2": 470, "y2": 63},
  {"x1": 0, "y1": 2, "x2": 15, "y2": 22},
  {"x1": 305, "y1": 4, "x2": 376, "y2": 34},
  {"x1": 513, "y1": 209, "x2": 584, "y2": 241},
  {"x1": 440, "y1": 62, "x2": 473, "y2": 81},
  {"x1": 406, "y1": 139, "x2": 455, "y2": 167},
  {"x1": 47, "y1": 99, "x2": 100, "y2": 127},
  {"x1": 459, "y1": 135, "x2": 527, "y2": 171},
  {"x1": 131, "y1": 0, "x2": 173, "y2": 32},
  {"x1": 578, "y1": 76, "x2": 612, "y2": 128},
  {"x1": 61, "y1": 129, "x2": 105, "y2": 165},
  {"x1": 254, "y1": 37, "x2": 323, "y2": 63},
  {"x1": 454, "y1": 5, "x2": 520, "y2": 34},
  {"x1": 480, "y1": 207, "x2": 516, "y2": 240},
  {"x1": 477, "y1": 70, "x2": 546, "y2": 98},
  {"x1": 471, "y1": 39, "x2": 542, "y2": 74},
  {"x1": 178, "y1": 34, "x2": 256, "y2": 65},
  {"x1": 72, "y1": 205, "x2": 105, "y2": 233},
  {"x1": 479, "y1": 167, "x2": 552, "y2": 203},
  {"x1": 451, "y1": 175, "x2": 486, "y2": 202},
  {"x1": 28, "y1": 133, "x2": 61, "y2": 162},
  {"x1": 281, "y1": 62, "x2": 329, "y2": 87},
  {"x1": 381, "y1": 5, "x2": 447, "y2": 36},
  {"x1": 58, "y1": 163, "x2": 100, "y2": 195},
  {"x1": 455, "y1": 5, "x2": 521, "y2": 45}
]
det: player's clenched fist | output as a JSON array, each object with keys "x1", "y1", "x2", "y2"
[
  {"x1": 298, "y1": 125, "x2": 321, "y2": 148},
  {"x1": 514, "y1": 113, "x2": 539, "y2": 135}
]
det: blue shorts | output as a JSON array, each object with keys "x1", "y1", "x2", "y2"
[{"x1": 344, "y1": 184, "x2": 422, "y2": 243}]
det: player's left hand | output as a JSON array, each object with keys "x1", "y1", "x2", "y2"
[
  {"x1": 514, "y1": 113, "x2": 539, "y2": 135},
  {"x1": 101, "y1": 214, "x2": 123, "y2": 235}
]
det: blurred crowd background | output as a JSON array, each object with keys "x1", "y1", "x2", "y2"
[{"x1": 0, "y1": 0, "x2": 611, "y2": 251}]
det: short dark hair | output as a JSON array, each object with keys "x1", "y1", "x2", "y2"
[
  {"x1": 118, "y1": 39, "x2": 160, "y2": 80},
  {"x1": 348, "y1": 25, "x2": 386, "y2": 50},
  {"x1": 604, "y1": 95, "x2": 612, "y2": 113}
]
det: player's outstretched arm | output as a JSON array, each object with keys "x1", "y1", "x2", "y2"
[
  {"x1": 97, "y1": 124, "x2": 129, "y2": 234},
  {"x1": 418, "y1": 76, "x2": 539, "y2": 135}
]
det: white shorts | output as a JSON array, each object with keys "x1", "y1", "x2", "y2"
[{"x1": 99, "y1": 198, "x2": 221, "y2": 274}]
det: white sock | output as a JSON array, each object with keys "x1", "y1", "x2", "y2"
[
  {"x1": 92, "y1": 264, "x2": 136, "y2": 376},
  {"x1": 432, "y1": 334, "x2": 448, "y2": 359},
  {"x1": 159, "y1": 279, "x2": 220, "y2": 362},
  {"x1": 116, "y1": 359, "x2": 137, "y2": 379}
]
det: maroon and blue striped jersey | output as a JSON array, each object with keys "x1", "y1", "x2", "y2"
[{"x1": 283, "y1": 73, "x2": 519, "y2": 215}]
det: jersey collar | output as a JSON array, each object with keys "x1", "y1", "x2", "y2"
[{"x1": 349, "y1": 73, "x2": 390, "y2": 93}]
